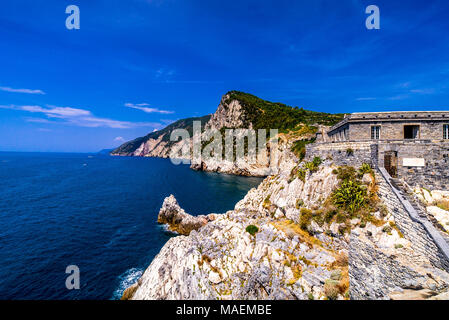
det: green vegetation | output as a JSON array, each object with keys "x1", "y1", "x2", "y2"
[
  {"x1": 113, "y1": 91, "x2": 344, "y2": 156},
  {"x1": 304, "y1": 156, "x2": 322, "y2": 173},
  {"x1": 296, "y1": 164, "x2": 383, "y2": 236},
  {"x1": 263, "y1": 195, "x2": 272, "y2": 209},
  {"x1": 334, "y1": 166, "x2": 357, "y2": 181},
  {"x1": 330, "y1": 165, "x2": 383, "y2": 226},
  {"x1": 346, "y1": 148, "x2": 354, "y2": 156},
  {"x1": 245, "y1": 225, "x2": 259, "y2": 236},
  {"x1": 289, "y1": 157, "x2": 323, "y2": 183},
  {"x1": 289, "y1": 166, "x2": 307, "y2": 183},
  {"x1": 333, "y1": 180, "x2": 367, "y2": 213},
  {"x1": 299, "y1": 208, "x2": 314, "y2": 230},
  {"x1": 291, "y1": 138, "x2": 315, "y2": 161},
  {"x1": 358, "y1": 163, "x2": 373, "y2": 176},
  {"x1": 292, "y1": 124, "x2": 319, "y2": 136},
  {"x1": 224, "y1": 91, "x2": 344, "y2": 131}
]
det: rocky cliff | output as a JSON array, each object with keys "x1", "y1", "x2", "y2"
[
  {"x1": 111, "y1": 115, "x2": 211, "y2": 158},
  {"x1": 112, "y1": 91, "x2": 343, "y2": 177},
  {"x1": 124, "y1": 154, "x2": 449, "y2": 300}
]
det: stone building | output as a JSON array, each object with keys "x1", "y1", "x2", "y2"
[{"x1": 311, "y1": 111, "x2": 449, "y2": 190}]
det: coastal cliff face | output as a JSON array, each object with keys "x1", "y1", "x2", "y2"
[
  {"x1": 115, "y1": 91, "x2": 449, "y2": 300},
  {"x1": 125, "y1": 155, "x2": 449, "y2": 300},
  {"x1": 111, "y1": 115, "x2": 211, "y2": 158},
  {"x1": 112, "y1": 91, "x2": 342, "y2": 177},
  {"x1": 130, "y1": 164, "x2": 349, "y2": 300},
  {"x1": 204, "y1": 94, "x2": 249, "y2": 130}
]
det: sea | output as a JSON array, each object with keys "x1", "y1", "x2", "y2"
[{"x1": 0, "y1": 152, "x2": 263, "y2": 300}]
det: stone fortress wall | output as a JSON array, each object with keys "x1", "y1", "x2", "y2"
[
  {"x1": 305, "y1": 140, "x2": 449, "y2": 285},
  {"x1": 306, "y1": 141, "x2": 449, "y2": 190},
  {"x1": 327, "y1": 111, "x2": 449, "y2": 142}
]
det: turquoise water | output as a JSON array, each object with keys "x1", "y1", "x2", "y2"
[{"x1": 0, "y1": 152, "x2": 263, "y2": 300}]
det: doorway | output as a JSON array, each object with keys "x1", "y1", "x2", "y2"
[{"x1": 384, "y1": 151, "x2": 398, "y2": 178}]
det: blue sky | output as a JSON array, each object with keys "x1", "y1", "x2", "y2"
[{"x1": 1, "y1": 0, "x2": 449, "y2": 152}]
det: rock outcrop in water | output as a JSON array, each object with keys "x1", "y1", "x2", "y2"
[{"x1": 157, "y1": 195, "x2": 216, "y2": 236}]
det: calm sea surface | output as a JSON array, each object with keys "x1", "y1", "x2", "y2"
[{"x1": 0, "y1": 152, "x2": 263, "y2": 300}]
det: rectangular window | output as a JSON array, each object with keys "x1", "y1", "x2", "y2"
[
  {"x1": 444, "y1": 124, "x2": 449, "y2": 140},
  {"x1": 371, "y1": 126, "x2": 380, "y2": 140},
  {"x1": 404, "y1": 125, "x2": 419, "y2": 139}
]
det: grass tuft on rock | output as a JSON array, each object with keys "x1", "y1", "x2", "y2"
[{"x1": 246, "y1": 225, "x2": 259, "y2": 236}]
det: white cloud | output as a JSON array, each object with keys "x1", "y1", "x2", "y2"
[
  {"x1": 410, "y1": 88, "x2": 435, "y2": 94},
  {"x1": 355, "y1": 97, "x2": 376, "y2": 101},
  {"x1": 24, "y1": 117, "x2": 54, "y2": 124},
  {"x1": 125, "y1": 103, "x2": 174, "y2": 114},
  {"x1": 0, "y1": 104, "x2": 162, "y2": 129},
  {"x1": 388, "y1": 94, "x2": 409, "y2": 101},
  {"x1": 114, "y1": 136, "x2": 125, "y2": 142},
  {"x1": 21, "y1": 105, "x2": 91, "y2": 118},
  {"x1": 0, "y1": 86, "x2": 45, "y2": 95}
]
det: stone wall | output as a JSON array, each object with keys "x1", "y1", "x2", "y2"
[
  {"x1": 375, "y1": 168, "x2": 449, "y2": 272},
  {"x1": 305, "y1": 141, "x2": 374, "y2": 168},
  {"x1": 347, "y1": 121, "x2": 449, "y2": 141},
  {"x1": 378, "y1": 141, "x2": 449, "y2": 190},
  {"x1": 328, "y1": 111, "x2": 449, "y2": 142},
  {"x1": 307, "y1": 141, "x2": 449, "y2": 190}
]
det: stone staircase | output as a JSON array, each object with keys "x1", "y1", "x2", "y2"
[
  {"x1": 390, "y1": 177, "x2": 449, "y2": 245},
  {"x1": 376, "y1": 167, "x2": 449, "y2": 271}
]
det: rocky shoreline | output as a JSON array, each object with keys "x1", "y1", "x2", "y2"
[{"x1": 122, "y1": 155, "x2": 449, "y2": 300}]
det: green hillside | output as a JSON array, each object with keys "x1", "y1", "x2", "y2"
[
  {"x1": 112, "y1": 91, "x2": 343, "y2": 155},
  {"x1": 224, "y1": 91, "x2": 344, "y2": 132},
  {"x1": 112, "y1": 115, "x2": 211, "y2": 155}
]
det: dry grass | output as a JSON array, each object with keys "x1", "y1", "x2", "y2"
[
  {"x1": 324, "y1": 280, "x2": 340, "y2": 300},
  {"x1": 272, "y1": 220, "x2": 323, "y2": 247},
  {"x1": 329, "y1": 252, "x2": 349, "y2": 299},
  {"x1": 437, "y1": 199, "x2": 449, "y2": 212}
]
